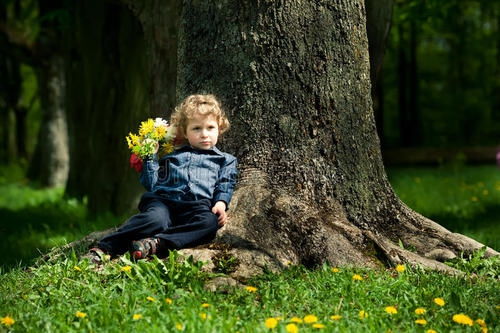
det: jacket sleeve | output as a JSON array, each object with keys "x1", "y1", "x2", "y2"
[
  {"x1": 139, "y1": 154, "x2": 160, "y2": 192},
  {"x1": 213, "y1": 155, "x2": 238, "y2": 208}
]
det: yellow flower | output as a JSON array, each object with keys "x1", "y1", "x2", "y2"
[
  {"x1": 73, "y1": 266, "x2": 82, "y2": 272},
  {"x1": 331, "y1": 267, "x2": 340, "y2": 273},
  {"x1": 385, "y1": 306, "x2": 398, "y2": 315},
  {"x1": 126, "y1": 133, "x2": 141, "y2": 148},
  {"x1": 289, "y1": 317, "x2": 303, "y2": 323},
  {"x1": 201, "y1": 303, "x2": 210, "y2": 308},
  {"x1": 265, "y1": 318, "x2": 278, "y2": 329},
  {"x1": 359, "y1": 310, "x2": 368, "y2": 319},
  {"x1": 165, "y1": 298, "x2": 173, "y2": 304},
  {"x1": 480, "y1": 328, "x2": 488, "y2": 333},
  {"x1": 132, "y1": 314, "x2": 142, "y2": 321},
  {"x1": 482, "y1": 190, "x2": 489, "y2": 196},
  {"x1": 146, "y1": 296, "x2": 156, "y2": 302},
  {"x1": 175, "y1": 322, "x2": 184, "y2": 330},
  {"x1": 286, "y1": 323, "x2": 299, "y2": 333},
  {"x1": 452, "y1": 313, "x2": 473, "y2": 326},
  {"x1": 199, "y1": 313, "x2": 208, "y2": 320},
  {"x1": 352, "y1": 274, "x2": 363, "y2": 281},
  {"x1": 330, "y1": 315, "x2": 342, "y2": 321},
  {"x1": 312, "y1": 323, "x2": 325, "y2": 329},
  {"x1": 245, "y1": 286, "x2": 258, "y2": 293},
  {"x1": 425, "y1": 330, "x2": 437, "y2": 333},
  {"x1": 1, "y1": 316, "x2": 15, "y2": 326},
  {"x1": 139, "y1": 119, "x2": 155, "y2": 136},
  {"x1": 75, "y1": 311, "x2": 87, "y2": 318},
  {"x1": 415, "y1": 319, "x2": 427, "y2": 325},
  {"x1": 121, "y1": 265, "x2": 132, "y2": 273},
  {"x1": 395, "y1": 264, "x2": 405, "y2": 272},
  {"x1": 433, "y1": 298, "x2": 445, "y2": 306},
  {"x1": 415, "y1": 308, "x2": 427, "y2": 315},
  {"x1": 152, "y1": 126, "x2": 167, "y2": 140},
  {"x1": 475, "y1": 319, "x2": 486, "y2": 327},
  {"x1": 303, "y1": 315, "x2": 318, "y2": 324}
]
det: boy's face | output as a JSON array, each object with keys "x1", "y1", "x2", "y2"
[{"x1": 184, "y1": 113, "x2": 219, "y2": 150}]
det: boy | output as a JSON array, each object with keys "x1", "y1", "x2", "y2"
[{"x1": 86, "y1": 94, "x2": 237, "y2": 262}]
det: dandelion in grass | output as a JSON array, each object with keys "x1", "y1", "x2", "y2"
[
  {"x1": 330, "y1": 315, "x2": 342, "y2": 321},
  {"x1": 415, "y1": 319, "x2": 427, "y2": 325},
  {"x1": 425, "y1": 330, "x2": 437, "y2": 333},
  {"x1": 132, "y1": 314, "x2": 142, "y2": 321},
  {"x1": 452, "y1": 313, "x2": 473, "y2": 326},
  {"x1": 146, "y1": 296, "x2": 156, "y2": 302},
  {"x1": 475, "y1": 319, "x2": 487, "y2": 328},
  {"x1": 395, "y1": 264, "x2": 405, "y2": 273},
  {"x1": 121, "y1": 265, "x2": 132, "y2": 273},
  {"x1": 331, "y1": 267, "x2": 340, "y2": 273},
  {"x1": 265, "y1": 318, "x2": 278, "y2": 329},
  {"x1": 359, "y1": 310, "x2": 368, "y2": 319},
  {"x1": 73, "y1": 266, "x2": 82, "y2": 272},
  {"x1": 290, "y1": 317, "x2": 303, "y2": 323},
  {"x1": 199, "y1": 313, "x2": 208, "y2": 320},
  {"x1": 385, "y1": 306, "x2": 398, "y2": 315},
  {"x1": 303, "y1": 315, "x2": 318, "y2": 324},
  {"x1": 470, "y1": 196, "x2": 478, "y2": 202},
  {"x1": 201, "y1": 303, "x2": 210, "y2": 308},
  {"x1": 286, "y1": 323, "x2": 299, "y2": 333},
  {"x1": 165, "y1": 298, "x2": 173, "y2": 304},
  {"x1": 175, "y1": 323, "x2": 184, "y2": 330},
  {"x1": 352, "y1": 274, "x2": 363, "y2": 281},
  {"x1": 433, "y1": 298, "x2": 445, "y2": 306},
  {"x1": 1, "y1": 316, "x2": 15, "y2": 327},
  {"x1": 75, "y1": 311, "x2": 87, "y2": 318},
  {"x1": 312, "y1": 323, "x2": 325, "y2": 329},
  {"x1": 245, "y1": 286, "x2": 258, "y2": 292},
  {"x1": 415, "y1": 308, "x2": 426, "y2": 315}
]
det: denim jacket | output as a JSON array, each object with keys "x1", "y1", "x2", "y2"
[{"x1": 140, "y1": 145, "x2": 238, "y2": 207}]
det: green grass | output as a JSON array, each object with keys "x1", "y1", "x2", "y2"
[
  {"x1": 387, "y1": 165, "x2": 500, "y2": 250},
  {"x1": 0, "y1": 254, "x2": 498, "y2": 332}
]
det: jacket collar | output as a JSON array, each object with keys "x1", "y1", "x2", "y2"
[{"x1": 177, "y1": 145, "x2": 224, "y2": 156}]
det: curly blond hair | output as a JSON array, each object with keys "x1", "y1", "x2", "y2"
[{"x1": 170, "y1": 94, "x2": 230, "y2": 141}]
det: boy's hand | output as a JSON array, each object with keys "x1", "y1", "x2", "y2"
[{"x1": 212, "y1": 201, "x2": 227, "y2": 227}]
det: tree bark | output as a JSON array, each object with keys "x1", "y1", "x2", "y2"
[{"x1": 57, "y1": 0, "x2": 497, "y2": 278}]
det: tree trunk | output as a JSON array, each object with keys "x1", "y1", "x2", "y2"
[{"x1": 57, "y1": 0, "x2": 497, "y2": 278}]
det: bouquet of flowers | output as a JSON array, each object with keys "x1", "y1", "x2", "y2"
[{"x1": 125, "y1": 118, "x2": 176, "y2": 172}]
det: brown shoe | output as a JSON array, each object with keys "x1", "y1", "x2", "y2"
[
  {"x1": 82, "y1": 247, "x2": 107, "y2": 264},
  {"x1": 130, "y1": 238, "x2": 161, "y2": 260}
]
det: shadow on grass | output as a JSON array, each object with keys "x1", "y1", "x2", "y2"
[{"x1": 0, "y1": 204, "x2": 121, "y2": 271}]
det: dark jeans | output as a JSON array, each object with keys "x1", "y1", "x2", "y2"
[{"x1": 98, "y1": 192, "x2": 219, "y2": 255}]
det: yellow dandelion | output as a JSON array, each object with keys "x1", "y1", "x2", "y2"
[
  {"x1": 385, "y1": 306, "x2": 398, "y2": 315},
  {"x1": 415, "y1": 319, "x2": 427, "y2": 325},
  {"x1": 146, "y1": 296, "x2": 156, "y2": 302},
  {"x1": 264, "y1": 318, "x2": 278, "y2": 329},
  {"x1": 330, "y1": 315, "x2": 342, "y2": 321},
  {"x1": 199, "y1": 313, "x2": 208, "y2": 320},
  {"x1": 121, "y1": 265, "x2": 132, "y2": 273},
  {"x1": 352, "y1": 274, "x2": 363, "y2": 281},
  {"x1": 452, "y1": 313, "x2": 473, "y2": 326},
  {"x1": 201, "y1": 303, "x2": 210, "y2": 308},
  {"x1": 286, "y1": 323, "x2": 299, "y2": 333},
  {"x1": 475, "y1": 319, "x2": 486, "y2": 327},
  {"x1": 139, "y1": 119, "x2": 155, "y2": 136},
  {"x1": 470, "y1": 196, "x2": 478, "y2": 202},
  {"x1": 152, "y1": 126, "x2": 167, "y2": 140},
  {"x1": 245, "y1": 286, "x2": 258, "y2": 293},
  {"x1": 289, "y1": 317, "x2": 303, "y2": 323},
  {"x1": 312, "y1": 323, "x2": 325, "y2": 329},
  {"x1": 480, "y1": 327, "x2": 488, "y2": 333},
  {"x1": 331, "y1": 267, "x2": 340, "y2": 273},
  {"x1": 482, "y1": 190, "x2": 489, "y2": 196},
  {"x1": 359, "y1": 310, "x2": 368, "y2": 319},
  {"x1": 1, "y1": 316, "x2": 15, "y2": 326},
  {"x1": 165, "y1": 298, "x2": 173, "y2": 304},
  {"x1": 496, "y1": 305, "x2": 500, "y2": 310},
  {"x1": 425, "y1": 330, "x2": 437, "y2": 333},
  {"x1": 395, "y1": 264, "x2": 405, "y2": 272},
  {"x1": 303, "y1": 315, "x2": 318, "y2": 324},
  {"x1": 75, "y1": 311, "x2": 87, "y2": 318},
  {"x1": 433, "y1": 298, "x2": 445, "y2": 306},
  {"x1": 415, "y1": 308, "x2": 427, "y2": 315},
  {"x1": 132, "y1": 314, "x2": 142, "y2": 321},
  {"x1": 175, "y1": 322, "x2": 184, "y2": 330}
]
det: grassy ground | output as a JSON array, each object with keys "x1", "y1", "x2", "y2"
[{"x1": 0, "y1": 164, "x2": 499, "y2": 332}]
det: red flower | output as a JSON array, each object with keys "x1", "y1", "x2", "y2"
[{"x1": 129, "y1": 153, "x2": 143, "y2": 172}]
